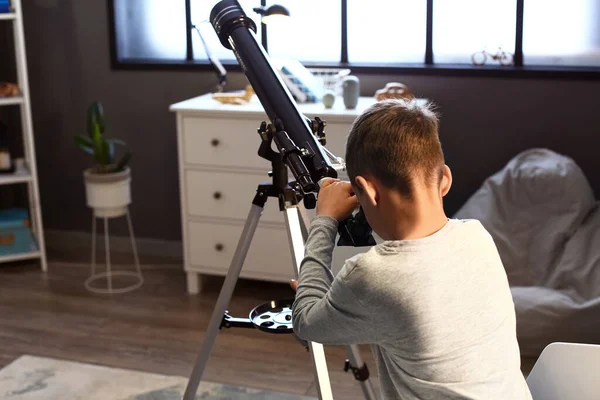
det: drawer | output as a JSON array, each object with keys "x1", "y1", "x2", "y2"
[
  {"x1": 188, "y1": 221, "x2": 292, "y2": 279},
  {"x1": 181, "y1": 116, "x2": 353, "y2": 172},
  {"x1": 185, "y1": 169, "x2": 283, "y2": 223},
  {"x1": 187, "y1": 220, "x2": 383, "y2": 281},
  {"x1": 184, "y1": 167, "x2": 354, "y2": 225},
  {"x1": 182, "y1": 117, "x2": 270, "y2": 170}
]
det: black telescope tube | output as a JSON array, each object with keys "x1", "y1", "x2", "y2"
[{"x1": 210, "y1": 0, "x2": 337, "y2": 190}]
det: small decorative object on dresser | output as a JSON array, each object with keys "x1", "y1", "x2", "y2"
[
  {"x1": 342, "y1": 75, "x2": 360, "y2": 109},
  {"x1": 272, "y1": 58, "x2": 323, "y2": 103},
  {"x1": 321, "y1": 90, "x2": 335, "y2": 109},
  {"x1": 309, "y1": 68, "x2": 351, "y2": 96},
  {"x1": 170, "y1": 93, "x2": 429, "y2": 294},
  {"x1": 375, "y1": 82, "x2": 414, "y2": 101},
  {"x1": 75, "y1": 101, "x2": 142, "y2": 295},
  {"x1": 212, "y1": 84, "x2": 255, "y2": 105}
]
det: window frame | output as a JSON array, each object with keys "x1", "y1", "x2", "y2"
[{"x1": 107, "y1": 0, "x2": 600, "y2": 80}]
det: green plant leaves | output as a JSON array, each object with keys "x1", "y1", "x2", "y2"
[
  {"x1": 116, "y1": 151, "x2": 131, "y2": 172},
  {"x1": 107, "y1": 139, "x2": 126, "y2": 146},
  {"x1": 86, "y1": 101, "x2": 104, "y2": 138},
  {"x1": 91, "y1": 127, "x2": 104, "y2": 164},
  {"x1": 74, "y1": 135, "x2": 94, "y2": 155},
  {"x1": 77, "y1": 101, "x2": 131, "y2": 173}
]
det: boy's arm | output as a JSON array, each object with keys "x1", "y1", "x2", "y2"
[{"x1": 292, "y1": 216, "x2": 376, "y2": 345}]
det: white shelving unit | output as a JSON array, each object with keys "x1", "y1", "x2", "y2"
[
  {"x1": 0, "y1": 96, "x2": 24, "y2": 106},
  {"x1": 0, "y1": 0, "x2": 47, "y2": 271},
  {"x1": 0, "y1": 162, "x2": 32, "y2": 185}
]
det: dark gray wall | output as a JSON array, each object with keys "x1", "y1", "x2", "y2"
[
  {"x1": 18, "y1": 0, "x2": 600, "y2": 241},
  {"x1": 20, "y1": 0, "x2": 248, "y2": 240}
]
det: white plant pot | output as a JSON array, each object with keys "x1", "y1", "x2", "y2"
[{"x1": 84, "y1": 167, "x2": 131, "y2": 218}]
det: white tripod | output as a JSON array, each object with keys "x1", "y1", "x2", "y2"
[{"x1": 181, "y1": 181, "x2": 378, "y2": 400}]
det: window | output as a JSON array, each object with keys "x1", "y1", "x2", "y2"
[
  {"x1": 114, "y1": 0, "x2": 187, "y2": 60},
  {"x1": 267, "y1": 0, "x2": 341, "y2": 62},
  {"x1": 109, "y1": 0, "x2": 600, "y2": 76},
  {"x1": 433, "y1": 0, "x2": 516, "y2": 64},
  {"x1": 347, "y1": 0, "x2": 427, "y2": 64},
  {"x1": 523, "y1": 0, "x2": 600, "y2": 67},
  {"x1": 190, "y1": 0, "x2": 261, "y2": 62}
]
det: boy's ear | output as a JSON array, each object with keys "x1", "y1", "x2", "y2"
[
  {"x1": 355, "y1": 176, "x2": 379, "y2": 206},
  {"x1": 440, "y1": 165, "x2": 452, "y2": 197}
]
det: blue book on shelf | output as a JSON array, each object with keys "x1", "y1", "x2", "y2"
[
  {"x1": 0, "y1": 0, "x2": 10, "y2": 14},
  {"x1": 0, "y1": 208, "x2": 35, "y2": 256},
  {"x1": 0, "y1": 208, "x2": 28, "y2": 230}
]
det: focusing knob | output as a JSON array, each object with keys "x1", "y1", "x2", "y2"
[
  {"x1": 257, "y1": 121, "x2": 268, "y2": 141},
  {"x1": 303, "y1": 193, "x2": 317, "y2": 209}
]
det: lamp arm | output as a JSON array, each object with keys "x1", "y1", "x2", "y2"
[{"x1": 192, "y1": 24, "x2": 227, "y2": 91}]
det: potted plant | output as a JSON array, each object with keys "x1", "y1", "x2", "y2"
[{"x1": 75, "y1": 102, "x2": 132, "y2": 218}]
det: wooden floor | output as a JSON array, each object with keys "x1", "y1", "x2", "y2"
[
  {"x1": 0, "y1": 262, "x2": 381, "y2": 398},
  {"x1": 0, "y1": 262, "x2": 536, "y2": 398}
]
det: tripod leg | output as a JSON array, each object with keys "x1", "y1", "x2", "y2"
[
  {"x1": 297, "y1": 202, "x2": 312, "y2": 242},
  {"x1": 296, "y1": 207, "x2": 379, "y2": 399},
  {"x1": 284, "y1": 207, "x2": 334, "y2": 400},
  {"x1": 182, "y1": 204, "x2": 264, "y2": 400},
  {"x1": 345, "y1": 345, "x2": 378, "y2": 400}
]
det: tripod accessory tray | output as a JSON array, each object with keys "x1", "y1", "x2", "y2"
[
  {"x1": 221, "y1": 298, "x2": 295, "y2": 334},
  {"x1": 250, "y1": 298, "x2": 294, "y2": 333}
]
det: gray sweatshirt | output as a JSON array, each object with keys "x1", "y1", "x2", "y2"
[{"x1": 292, "y1": 216, "x2": 532, "y2": 400}]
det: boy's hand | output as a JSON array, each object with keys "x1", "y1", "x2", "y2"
[{"x1": 316, "y1": 178, "x2": 359, "y2": 221}]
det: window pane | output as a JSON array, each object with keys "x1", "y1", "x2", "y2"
[
  {"x1": 267, "y1": 0, "x2": 341, "y2": 63},
  {"x1": 348, "y1": 0, "x2": 426, "y2": 64},
  {"x1": 114, "y1": 0, "x2": 187, "y2": 60},
  {"x1": 523, "y1": 0, "x2": 600, "y2": 66},
  {"x1": 433, "y1": 0, "x2": 516, "y2": 64},
  {"x1": 191, "y1": 0, "x2": 262, "y2": 62}
]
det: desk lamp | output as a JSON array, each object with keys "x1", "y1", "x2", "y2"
[{"x1": 252, "y1": 2, "x2": 290, "y2": 53}]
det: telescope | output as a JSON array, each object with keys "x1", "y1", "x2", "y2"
[
  {"x1": 210, "y1": 0, "x2": 375, "y2": 246},
  {"x1": 181, "y1": 3, "x2": 379, "y2": 399}
]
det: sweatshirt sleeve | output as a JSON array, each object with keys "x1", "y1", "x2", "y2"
[{"x1": 292, "y1": 216, "x2": 376, "y2": 345}]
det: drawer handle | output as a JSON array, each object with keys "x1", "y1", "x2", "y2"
[
  {"x1": 215, "y1": 243, "x2": 224, "y2": 252},
  {"x1": 213, "y1": 191, "x2": 222, "y2": 200},
  {"x1": 211, "y1": 138, "x2": 220, "y2": 147}
]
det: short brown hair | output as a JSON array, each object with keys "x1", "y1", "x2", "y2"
[{"x1": 345, "y1": 99, "x2": 444, "y2": 198}]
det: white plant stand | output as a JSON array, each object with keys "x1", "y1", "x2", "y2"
[{"x1": 84, "y1": 208, "x2": 143, "y2": 295}]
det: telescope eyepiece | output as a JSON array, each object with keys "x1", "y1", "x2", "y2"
[{"x1": 210, "y1": 0, "x2": 257, "y2": 50}]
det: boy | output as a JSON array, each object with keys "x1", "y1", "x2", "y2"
[{"x1": 291, "y1": 99, "x2": 532, "y2": 399}]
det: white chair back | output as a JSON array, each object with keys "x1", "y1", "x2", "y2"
[{"x1": 527, "y1": 342, "x2": 600, "y2": 400}]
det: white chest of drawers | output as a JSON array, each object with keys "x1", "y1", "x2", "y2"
[{"x1": 170, "y1": 93, "x2": 380, "y2": 294}]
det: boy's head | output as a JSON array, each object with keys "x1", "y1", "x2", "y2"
[{"x1": 345, "y1": 99, "x2": 452, "y2": 239}]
